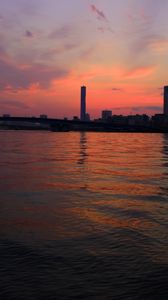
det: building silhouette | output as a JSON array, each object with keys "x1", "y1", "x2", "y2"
[
  {"x1": 85, "y1": 113, "x2": 90, "y2": 121},
  {"x1": 102, "y1": 110, "x2": 112, "y2": 120},
  {"x1": 80, "y1": 86, "x2": 86, "y2": 121},
  {"x1": 164, "y1": 86, "x2": 168, "y2": 115}
]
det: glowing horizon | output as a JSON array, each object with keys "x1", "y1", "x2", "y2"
[{"x1": 0, "y1": 0, "x2": 167, "y2": 118}]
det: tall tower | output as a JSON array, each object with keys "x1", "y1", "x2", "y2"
[
  {"x1": 80, "y1": 86, "x2": 86, "y2": 121},
  {"x1": 164, "y1": 86, "x2": 168, "y2": 115}
]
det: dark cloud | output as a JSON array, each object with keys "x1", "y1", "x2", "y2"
[
  {"x1": 90, "y1": 4, "x2": 107, "y2": 22},
  {"x1": 41, "y1": 43, "x2": 78, "y2": 61},
  {"x1": 0, "y1": 99, "x2": 30, "y2": 109},
  {"x1": 111, "y1": 88, "x2": 123, "y2": 92},
  {"x1": 126, "y1": 0, "x2": 167, "y2": 33},
  {"x1": 64, "y1": 42, "x2": 77, "y2": 49},
  {"x1": 127, "y1": 12, "x2": 153, "y2": 33},
  {"x1": 131, "y1": 106, "x2": 162, "y2": 112},
  {"x1": 97, "y1": 26, "x2": 114, "y2": 33},
  {"x1": 0, "y1": 46, "x2": 7, "y2": 57},
  {"x1": 80, "y1": 46, "x2": 95, "y2": 60},
  {"x1": 90, "y1": 4, "x2": 113, "y2": 33},
  {"x1": 115, "y1": 105, "x2": 162, "y2": 114},
  {"x1": 0, "y1": 58, "x2": 69, "y2": 90},
  {"x1": 138, "y1": 0, "x2": 167, "y2": 20},
  {"x1": 17, "y1": 0, "x2": 39, "y2": 16},
  {"x1": 25, "y1": 30, "x2": 33, "y2": 38},
  {"x1": 49, "y1": 25, "x2": 73, "y2": 39}
]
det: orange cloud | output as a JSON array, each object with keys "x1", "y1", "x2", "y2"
[{"x1": 124, "y1": 65, "x2": 157, "y2": 79}]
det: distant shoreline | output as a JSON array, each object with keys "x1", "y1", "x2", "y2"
[
  {"x1": 0, "y1": 116, "x2": 168, "y2": 133},
  {"x1": 1, "y1": 126, "x2": 168, "y2": 133}
]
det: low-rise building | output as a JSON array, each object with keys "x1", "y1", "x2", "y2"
[
  {"x1": 102, "y1": 110, "x2": 112, "y2": 120},
  {"x1": 40, "y1": 114, "x2": 48, "y2": 119}
]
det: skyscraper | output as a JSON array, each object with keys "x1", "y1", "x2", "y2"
[
  {"x1": 164, "y1": 86, "x2": 168, "y2": 115},
  {"x1": 80, "y1": 86, "x2": 86, "y2": 121}
]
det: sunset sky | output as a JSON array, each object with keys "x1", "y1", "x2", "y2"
[{"x1": 0, "y1": 0, "x2": 168, "y2": 118}]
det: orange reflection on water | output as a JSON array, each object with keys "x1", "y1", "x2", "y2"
[
  {"x1": 85, "y1": 181, "x2": 160, "y2": 196},
  {"x1": 0, "y1": 131, "x2": 168, "y2": 267},
  {"x1": 68, "y1": 207, "x2": 154, "y2": 231}
]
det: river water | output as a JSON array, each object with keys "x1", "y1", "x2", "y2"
[{"x1": 0, "y1": 131, "x2": 168, "y2": 299}]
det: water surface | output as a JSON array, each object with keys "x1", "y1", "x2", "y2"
[{"x1": 0, "y1": 131, "x2": 168, "y2": 299}]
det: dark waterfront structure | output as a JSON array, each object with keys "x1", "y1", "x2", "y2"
[
  {"x1": 80, "y1": 86, "x2": 86, "y2": 121},
  {"x1": 102, "y1": 110, "x2": 112, "y2": 120},
  {"x1": 1, "y1": 115, "x2": 168, "y2": 132},
  {"x1": 164, "y1": 86, "x2": 168, "y2": 115}
]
